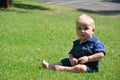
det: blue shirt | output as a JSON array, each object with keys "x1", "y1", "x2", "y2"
[{"x1": 69, "y1": 36, "x2": 105, "y2": 72}]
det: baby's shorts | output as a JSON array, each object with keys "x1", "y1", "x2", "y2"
[{"x1": 61, "y1": 58, "x2": 98, "y2": 73}]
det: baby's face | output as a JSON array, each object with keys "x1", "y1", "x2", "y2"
[{"x1": 76, "y1": 20, "x2": 95, "y2": 42}]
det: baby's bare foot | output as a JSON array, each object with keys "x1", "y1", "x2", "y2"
[
  {"x1": 42, "y1": 60, "x2": 49, "y2": 69},
  {"x1": 54, "y1": 65, "x2": 65, "y2": 71}
]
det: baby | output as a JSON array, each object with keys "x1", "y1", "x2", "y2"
[{"x1": 42, "y1": 14, "x2": 105, "y2": 73}]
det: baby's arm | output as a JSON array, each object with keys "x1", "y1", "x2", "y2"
[
  {"x1": 88, "y1": 52, "x2": 104, "y2": 62},
  {"x1": 69, "y1": 54, "x2": 78, "y2": 66},
  {"x1": 78, "y1": 52, "x2": 104, "y2": 64}
]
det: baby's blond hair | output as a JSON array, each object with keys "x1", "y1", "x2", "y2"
[{"x1": 77, "y1": 14, "x2": 95, "y2": 29}]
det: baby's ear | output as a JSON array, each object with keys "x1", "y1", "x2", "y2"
[{"x1": 92, "y1": 28, "x2": 95, "y2": 32}]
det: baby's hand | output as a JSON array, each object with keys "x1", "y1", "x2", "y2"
[
  {"x1": 73, "y1": 58, "x2": 78, "y2": 65},
  {"x1": 70, "y1": 58, "x2": 78, "y2": 66},
  {"x1": 78, "y1": 56, "x2": 88, "y2": 64}
]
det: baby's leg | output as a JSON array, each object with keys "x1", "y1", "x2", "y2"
[
  {"x1": 42, "y1": 60, "x2": 50, "y2": 69},
  {"x1": 54, "y1": 64, "x2": 87, "y2": 73},
  {"x1": 42, "y1": 60, "x2": 62, "y2": 70}
]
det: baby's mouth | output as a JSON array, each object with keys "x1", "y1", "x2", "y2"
[{"x1": 81, "y1": 34, "x2": 85, "y2": 37}]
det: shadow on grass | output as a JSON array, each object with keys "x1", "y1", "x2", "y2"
[
  {"x1": 13, "y1": 3, "x2": 51, "y2": 10},
  {"x1": 0, "y1": 3, "x2": 51, "y2": 13},
  {"x1": 77, "y1": 9, "x2": 120, "y2": 15}
]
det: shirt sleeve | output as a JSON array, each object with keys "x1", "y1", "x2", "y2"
[
  {"x1": 69, "y1": 39, "x2": 79, "y2": 54},
  {"x1": 69, "y1": 42, "x2": 75, "y2": 54},
  {"x1": 94, "y1": 40, "x2": 106, "y2": 55}
]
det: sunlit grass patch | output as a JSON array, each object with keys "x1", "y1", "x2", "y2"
[{"x1": 0, "y1": 0, "x2": 120, "y2": 80}]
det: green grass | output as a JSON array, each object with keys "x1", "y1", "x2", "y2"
[{"x1": 0, "y1": 0, "x2": 120, "y2": 80}]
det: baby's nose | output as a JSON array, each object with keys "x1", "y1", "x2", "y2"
[{"x1": 81, "y1": 29, "x2": 85, "y2": 32}]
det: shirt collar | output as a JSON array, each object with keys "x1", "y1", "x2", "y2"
[{"x1": 87, "y1": 36, "x2": 98, "y2": 42}]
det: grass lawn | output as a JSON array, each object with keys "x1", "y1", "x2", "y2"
[{"x1": 0, "y1": 0, "x2": 120, "y2": 80}]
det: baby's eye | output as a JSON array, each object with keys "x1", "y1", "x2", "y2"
[
  {"x1": 78, "y1": 28, "x2": 81, "y2": 30},
  {"x1": 84, "y1": 28, "x2": 89, "y2": 30}
]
